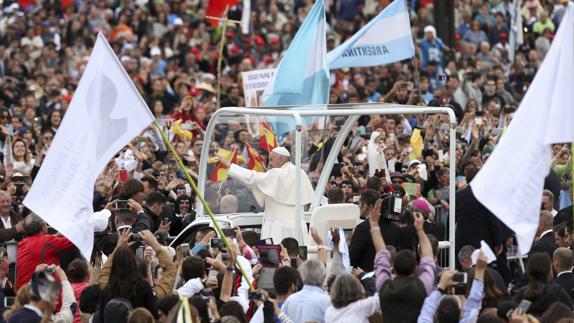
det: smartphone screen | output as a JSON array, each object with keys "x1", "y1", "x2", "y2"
[
  {"x1": 116, "y1": 200, "x2": 129, "y2": 210},
  {"x1": 210, "y1": 238, "x2": 224, "y2": 250},
  {"x1": 180, "y1": 243, "x2": 190, "y2": 258},
  {"x1": 517, "y1": 299, "x2": 531, "y2": 313},
  {"x1": 452, "y1": 272, "x2": 467, "y2": 284},
  {"x1": 298, "y1": 246, "x2": 307, "y2": 260},
  {"x1": 258, "y1": 245, "x2": 281, "y2": 267},
  {"x1": 136, "y1": 246, "x2": 144, "y2": 259}
]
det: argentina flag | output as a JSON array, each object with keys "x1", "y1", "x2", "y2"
[
  {"x1": 263, "y1": 0, "x2": 329, "y2": 107},
  {"x1": 327, "y1": 0, "x2": 415, "y2": 69}
]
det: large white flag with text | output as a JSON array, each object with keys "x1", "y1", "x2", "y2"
[
  {"x1": 24, "y1": 33, "x2": 155, "y2": 259},
  {"x1": 471, "y1": 3, "x2": 574, "y2": 255}
]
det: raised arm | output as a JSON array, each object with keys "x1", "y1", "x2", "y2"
[
  {"x1": 369, "y1": 199, "x2": 386, "y2": 252},
  {"x1": 415, "y1": 213, "x2": 432, "y2": 259},
  {"x1": 371, "y1": 199, "x2": 392, "y2": 291},
  {"x1": 414, "y1": 212, "x2": 436, "y2": 295}
]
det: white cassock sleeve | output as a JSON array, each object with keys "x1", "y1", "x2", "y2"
[
  {"x1": 228, "y1": 164, "x2": 266, "y2": 206},
  {"x1": 228, "y1": 163, "x2": 314, "y2": 206}
]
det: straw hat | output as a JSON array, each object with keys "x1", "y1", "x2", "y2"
[{"x1": 195, "y1": 82, "x2": 216, "y2": 94}]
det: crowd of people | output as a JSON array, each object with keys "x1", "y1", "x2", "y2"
[{"x1": 0, "y1": 0, "x2": 571, "y2": 322}]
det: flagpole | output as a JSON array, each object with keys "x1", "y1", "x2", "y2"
[
  {"x1": 153, "y1": 120, "x2": 255, "y2": 291},
  {"x1": 411, "y1": 56, "x2": 423, "y2": 100},
  {"x1": 216, "y1": 6, "x2": 230, "y2": 109}
]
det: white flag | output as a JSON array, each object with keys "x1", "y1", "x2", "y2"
[
  {"x1": 470, "y1": 3, "x2": 574, "y2": 255},
  {"x1": 23, "y1": 33, "x2": 155, "y2": 260}
]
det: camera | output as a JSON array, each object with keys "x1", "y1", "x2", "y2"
[
  {"x1": 116, "y1": 200, "x2": 129, "y2": 210},
  {"x1": 438, "y1": 74, "x2": 448, "y2": 83},
  {"x1": 130, "y1": 233, "x2": 143, "y2": 242},
  {"x1": 210, "y1": 238, "x2": 225, "y2": 250},
  {"x1": 380, "y1": 191, "x2": 404, "y2": 222},
  {"x1": 452, "y1": 272, "x2": 467, "y2": 284},
  {"x1": 46, "y1": 265, "x2": 55, "y2": 273},
  {"x1": 14, "y1": 183, "x2": 24, "y2": 197},
  {"x1": 248, "y1": 291, "x2": 264, "y2": 301}
]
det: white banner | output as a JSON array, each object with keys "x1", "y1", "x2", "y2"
[
  {"x1": 241, "y1": 68, "x2": 276, "y2": 107},
  {"x1": 24, "y1": 33, "x2": 155, "y2": 260},
  {"x1": 471, "y1": 3, "x2": 574, "y2": 255}
]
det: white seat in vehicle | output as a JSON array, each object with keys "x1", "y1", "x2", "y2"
[{"x1": 308, "y1": 203, "x2": 361, "y2": 246}]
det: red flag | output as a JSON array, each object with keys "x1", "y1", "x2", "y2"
[
  {"x1": 259, "y1": 120, "x2": 278, "y2": 153},
  {"x1": 206, "y1": 0, "x2": 238, "y2": 27},
  {"x1": 210, "y1": 148, "x2": 238, "y2": 182},
  {"x1": 246, "y1": 143, "x2": 265, "y2": 172}
]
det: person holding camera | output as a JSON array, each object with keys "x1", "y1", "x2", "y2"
[
  {"x1": 349, "y1": 189, "x2": 399, "y2": 272},
  {"x1": 97, "y1": 229, "x2": 158, "y2": 320},
  {"x1": 370, "y1": 198, "x2": 436, "y2": 323},
  {"x1": 8, "y1": 264, "x2": 75, "y2": 323},
  {"x1": 417, "y1": 251, "x2": 488, "y2": 322},
  {"x1": 250, "y1": 266, "x2": 301, "y2": 323},
  {"x1": 97, "y1": 229, "x2": 177, "y2": 301}
]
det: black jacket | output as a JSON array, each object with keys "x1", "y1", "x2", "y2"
[
  {"x1": 350, "y1": 219, "x2": 399, "y2": 272},
  {"x1": 7, "y1": 307, "x2": 41, "y2": 323},
  {"x1": 529, "y1": 231, "x2": 555, "y2": 260},
  {"x1": 554, "y1": 272, "x2": 574, "y2": 300},
  {"x1": 554, "y1": 205, "x2": 573, "y2": 226},
  {"x1": 513, "y1": 283, "x2": 572, "y2": 317},
  {"x1": 455, "y1": 186, "x2": 502, "y2": 255}
]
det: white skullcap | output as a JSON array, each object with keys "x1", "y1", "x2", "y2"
[{"x1": 271, "y1": 147, "x2": 290, "y2": 157}]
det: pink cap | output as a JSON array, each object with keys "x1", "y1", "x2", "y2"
[{"x1": 412, "y1": 198, "x2": 431, "y2": 215}]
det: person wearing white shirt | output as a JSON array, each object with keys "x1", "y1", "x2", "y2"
[
  {"x1": 542, "y1": 190, "x2": 558, "y2": 217},
  {"x1": 324, "y1": 273, "x2": 380, "y2": 323},
  {"x1": 0, "y1": 191, "x2": 24, "y2": 242}
]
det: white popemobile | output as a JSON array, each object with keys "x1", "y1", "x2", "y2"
[{"x1": 170, "y1": 103, "x2": 458, "y2": 268}]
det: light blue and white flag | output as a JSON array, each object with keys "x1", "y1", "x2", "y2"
[
  {"x1": 263, "y1": 0, "x2": 329, "y2": 107},
  {"x1": 327, "y1": 0, "x2": 415, "y2": 69}
]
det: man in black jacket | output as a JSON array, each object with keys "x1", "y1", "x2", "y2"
[
  {"x1": 349, "y1": 189, "x2": 399, "y2": 272},
  {"x1": 455, "y1": 185, "x2": 503, "y2": 257},
  {"x1": 553, "y1": 247, "x2": 574, "y2": 299},
  {"x1": 530, "y1": 211, "x2": 555, "y2": 259}
]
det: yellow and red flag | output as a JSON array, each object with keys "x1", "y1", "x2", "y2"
[
  {"x1": 209, "y1": 148, "x2": 245, "y2": 181},
  {"x1": 259, "y1": 120, "x2": 278, "y2": 152},
  {"x1": 246, "y1": 143, "x2": 265, "y2": 172}
]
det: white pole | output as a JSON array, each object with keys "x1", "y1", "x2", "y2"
[
  {"x1": 449, "y1": 113, "x2": 457, "y2": 269},
  {"x1": 295, "y1": 115, "x2": 303, "y2": 244}
]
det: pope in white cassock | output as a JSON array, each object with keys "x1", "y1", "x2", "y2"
[{"x1": 220, "y1": 147, "x2": 315, "y2": 244}]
